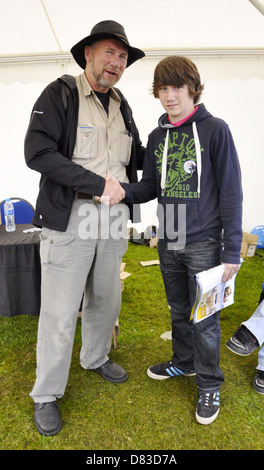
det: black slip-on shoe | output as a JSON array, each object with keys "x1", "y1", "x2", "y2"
[
  {"x1": 34, "y1": 401, "x2": 61, "y2": 436},
  {"x1": 94, "y1": 359, "x2": 128, "y2": 383}
]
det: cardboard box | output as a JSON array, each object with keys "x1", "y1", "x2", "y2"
[{"x1": 240, "y1": 232, "x2": 259, "y2": 258}]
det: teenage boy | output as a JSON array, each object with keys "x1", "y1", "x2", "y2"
[{"x1": 121, "y1": 56, "x2": 243, "y2": 425}]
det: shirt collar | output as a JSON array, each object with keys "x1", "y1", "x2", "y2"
[{"x1": 80, "y1": 72, "x2": 121, "y2": 103}]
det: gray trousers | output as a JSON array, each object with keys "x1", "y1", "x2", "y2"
[
  {"x1": 30, "y1": 199, "x2": 128, "y2": 403},
  {"x1": 242, "y1": 299, "x2": 264, "y2": 371}
]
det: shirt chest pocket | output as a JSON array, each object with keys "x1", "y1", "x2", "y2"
[
  {"x1": 75, "y1": 125, "x2": 97, "y2": 160},
  {"x1": 109, "y1": 130, "x2": 132, "y2": 165}
]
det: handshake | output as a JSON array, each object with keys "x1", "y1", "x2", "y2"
[{"x1": 95, "y1": 175, "x2": 125, "y2": 206}]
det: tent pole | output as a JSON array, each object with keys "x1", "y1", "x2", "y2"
[{"x1": 248, "y1": 0, "x2": 264, "y2": 15}]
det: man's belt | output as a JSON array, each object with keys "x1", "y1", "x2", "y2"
[{"x1": 76, "y1": 192, "x2": 94, "y2": 200}]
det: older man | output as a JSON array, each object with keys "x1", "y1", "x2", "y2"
[{"x1": 24, "y1": 20, "x2": 145, "y2": 436}]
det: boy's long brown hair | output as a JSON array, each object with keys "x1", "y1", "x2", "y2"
[{"x1": 152, "y1": 56, "x2": 204, "y2": 104}]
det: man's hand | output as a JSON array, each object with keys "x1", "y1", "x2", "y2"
[
  {"x1": 221, "y1": 263, "x2": 240, "y2": 283},
  {"x1": 100, "y1": 176, "x2": 125, "y2": 206}
]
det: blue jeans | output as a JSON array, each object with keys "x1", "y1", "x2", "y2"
[{"x1": 158, "y1": 238, "x2": 224, "y2": 392}]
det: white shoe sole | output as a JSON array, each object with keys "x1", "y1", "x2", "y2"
[
  {"x1": 147, "y1": 367, "x2": 196, "y2": 380},
  {"x1": 147, "y1": 367, "x2": 170, "y2": 380},
  {"x1": 195, "y1": 407, "x2": 220, "y2": 425}
]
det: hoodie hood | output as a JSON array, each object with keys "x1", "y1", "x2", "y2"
[
  {"x1": 158, "y1": 103, "x2": 212, "y2": 129},
  {"x1": 159, "y1": 104, "x2": 212, "y2": 197}
]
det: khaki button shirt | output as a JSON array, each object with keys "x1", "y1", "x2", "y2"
[{"x1": 72, "y1": 72, "x2": 131, "y2": 183}]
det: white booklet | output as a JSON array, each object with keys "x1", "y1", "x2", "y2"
[{"x1": 191, "y1": 263, "x2": 239, "y2": 324}]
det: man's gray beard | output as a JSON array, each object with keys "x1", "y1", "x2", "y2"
[{"x1": 91, "y1": 63, "x2": 117, "y2": 90}]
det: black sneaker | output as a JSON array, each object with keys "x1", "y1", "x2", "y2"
[
  {"x1": 226, "y1": 325, "x2": 259, "y2": 356},
  {"x1": 147, "y1": 360, "x2": 196, "y2": 380},
  {"x1": 253, "y1": 370, "x2": 264, "y2": 394},
  {"x1": 196, "y1": 391, "x2": 220, "y2": 425}
]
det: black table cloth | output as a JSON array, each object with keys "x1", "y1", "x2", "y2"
[{"x1": 0, "y1": 224, "x2": 41, "y2": 317}]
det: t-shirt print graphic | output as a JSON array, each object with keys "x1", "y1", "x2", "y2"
[{"x1": 155, "y1": 130, "x2": 204, "y2": 199}]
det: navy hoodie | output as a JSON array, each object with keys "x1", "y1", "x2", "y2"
[{"x1": 122, "y1": 104, "x2": 243, "y2": 264}]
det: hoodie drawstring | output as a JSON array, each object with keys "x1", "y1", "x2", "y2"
[
  {"x1": 161, "y1": 123, "x2": 201, "y2": 198},
  {"x1": 161, "y1": 129, "x2": 169, "y2": 193},
  {"x1": 192, "y1": 122, "x2": 201, "y2": 198}
]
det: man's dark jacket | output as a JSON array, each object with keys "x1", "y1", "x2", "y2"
[{"x1": 24, "y1": 74, "x2": 145, "y2": 231}]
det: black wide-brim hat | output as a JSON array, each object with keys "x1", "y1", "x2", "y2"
[{"x1": 71, "y1": 20, "x2": 145, "y2": 69}]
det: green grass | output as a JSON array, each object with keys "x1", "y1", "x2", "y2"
[{"x1": 0, "y1": 243, "x2": 264, "y2": 451}]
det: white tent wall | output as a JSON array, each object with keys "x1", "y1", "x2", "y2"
[
  {"x1": 0, "y1": 0, "x2": 264, "y2": 235},
  {"x1": 0, "y1": 54, "x2": 263, "y2": 234}
]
